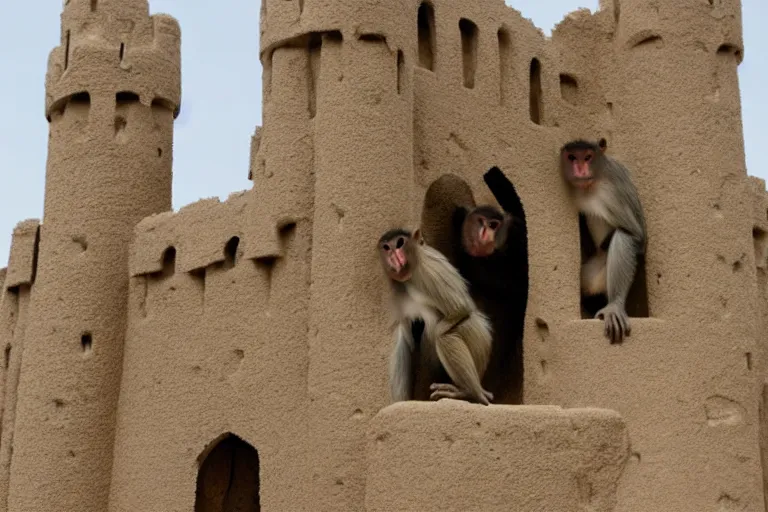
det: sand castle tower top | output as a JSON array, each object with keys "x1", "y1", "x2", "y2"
[{"x1": 45, "y1": 0, "x2": 181, "y2": 121}]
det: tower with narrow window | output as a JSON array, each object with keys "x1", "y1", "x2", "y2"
[{"x1": 4, "y1": 1, "x2": 180, "y2": 510}]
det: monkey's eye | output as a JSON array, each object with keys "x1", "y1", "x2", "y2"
[
  {"x1": 488, "y1": 220, "x2": 500, "y2": 230},
  {"x1": 584, "y1": 154, "x2": 592, "y2": 161},
  {"x1": 567, "y1": 154, "x2": 576, "y2": 161},
  {"x1": 396, "y1": 237, "x2": 405, "y2": 249},
  {"x1": 382, "y1": 244, "x2": 390, "y2": 251}
]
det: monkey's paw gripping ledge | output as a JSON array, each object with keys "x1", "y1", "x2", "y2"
[{"x1": 364, "y1": 401, "x2": 629, "y2": 512}]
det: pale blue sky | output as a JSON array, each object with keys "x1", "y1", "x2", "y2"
[{"x1": 0, "y1": 1, "x2": 765, "y2": 264}]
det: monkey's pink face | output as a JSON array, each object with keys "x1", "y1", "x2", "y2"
[
  {"x1": 380, "y1": 237, "x2": 412, "y2": 282},
  {"x1": 563, "y1": 149, "x2": 595, "y2": 189},
  {"x1": 465, "y1": 216, "x2": 501, "y2": 258}
]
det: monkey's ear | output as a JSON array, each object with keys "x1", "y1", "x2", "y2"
[
  {"x1": 598, "y1": 138, "x2": 607, "y2": 152},
  {"x1": 412, "y1": 228, "x2": 425, "y2": 245}
]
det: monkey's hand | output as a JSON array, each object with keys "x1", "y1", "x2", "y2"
[
  {"x1": 595, "y1": 302, "x2": 631, "y2": 344},
  {"x1": 429, "y1": 383, "x2": 494, "y2": 405}
]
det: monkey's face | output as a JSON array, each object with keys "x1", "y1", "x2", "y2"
[
  {"x1": 561, "y1": 148, "x2": 596, "y2": 189},
  {"x1": 463, "y1": 213, "x2": 502, "y2": 258},
  {"x1": 380, "y1": 234, "x2": 414, "y2": 282}
]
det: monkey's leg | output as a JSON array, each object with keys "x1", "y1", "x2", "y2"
[
  {"x1": 581, "y1": 252, "x2": 607, "y2": 296},
  {"x1": 429, "y1": 382, "x2": 494, "y2": 402},
  {"x1": 434, "y1": 333, "x2": 492, "y2": 406},
  {"x1": 389, "y1": 324, "x2": 415, "y2": 402},
  {"x1": 596, "y1": 230, "x2": 637, "y2": 343}
]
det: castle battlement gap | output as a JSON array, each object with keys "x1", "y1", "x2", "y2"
[{"x1": 0, "y1": 0, "x2": 766, "y2": 511}]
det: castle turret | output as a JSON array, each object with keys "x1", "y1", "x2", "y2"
[{"x1": 5, "y1": 1, "x2": 180, "y2": 510}]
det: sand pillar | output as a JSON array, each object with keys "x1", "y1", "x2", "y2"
[
  {"x1": 6, "y1": 2, "x2": 181, "y2": 511},
  {"x1": 307, "y1": 31, "x2": 414, "y2": 510}
]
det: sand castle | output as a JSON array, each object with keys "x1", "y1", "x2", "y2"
[{"x1": 0, "y1": 0, "x2": 764, "y2": 510}]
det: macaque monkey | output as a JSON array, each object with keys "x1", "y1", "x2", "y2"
[
  {"x1": 560, "y1": 138, "x2": 647, "y2": 344},
  {"x1": 378, "y1": 228, "x2": 494, "y2": 406}
]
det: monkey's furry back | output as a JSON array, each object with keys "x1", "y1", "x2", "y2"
[{"x1": 411, "y1": 242, "x2": 479, "y2": 317}]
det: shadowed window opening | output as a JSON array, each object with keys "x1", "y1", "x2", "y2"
[
  {"x1": 579, "y1": 216, "x2": 649, "y2": 319},
  {"x1": 559, "y1": 74, "x2": 579, "y2": 105},
  {"x1": 116, "y1": 91, "x2": 140, "y2": 105},
  {"x1": 754, "y1": 228, "x2": 767, "y2": 269},
  {"x1": 64, "y1": 30, "x2": 71, "y2": 70},
  {"x1": 81, "y1": 333, "x2": 92, "y2": 354},
  {"x1": 223, "y1": 237, "x2": 240, "y2": 270},
  {"x1": 161, "y1": 247, "x2": 176, "y2": 278},
  {"x1": 397, "y1": 50, "x2": 405, "y2": 95},
  {"x1": 419, "y1": 170, "x2": 529, "y2": 405},
  {"x1": 497, "y1": 28, "x2": 512, "y2": 105},
  {"x1": 4, "y1": 345, "x2": 10, "y2": 369},
  {"x1": 119, "y1": 42, "x2": 125, "y2": 62},
  {"x1": 47, "y1": 91, "x2": 91, "y2": 121},
  {"x1": 195, "y1": 433, "x2": 260, "y2": 512},
  {"x1": 359, "y1": 33, "x2": 386, "y2": 42},
  {"x1": 717, "y1": 44, "x2": 743, "y2": 62},
  {"x1": 529, "y1": 58, "x2": 542, "y2": 124},
  {"x1": 90, "y1": 0, "x2": 97, "y2": 11},
  {"x1": 417, "y1": 3, "x2": 435, "y2": 71},
  {"x1": 459, "y1": 18, "x2": 478, "y2": 89},
  {"x1": 70, "y1": 92, "x2": 91, "y2": 106}
]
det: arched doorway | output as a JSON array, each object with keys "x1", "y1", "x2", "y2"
[{"x1": 195, "y1": 433, "x2": 260, "y2": 512}]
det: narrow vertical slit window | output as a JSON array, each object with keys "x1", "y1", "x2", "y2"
[
  {"x1": 459, "y1": 19, "x2": 478, "y2": 89},
  {"x1": 529, "y1": 58, "x2": 542, "y2": 124},
  {"x1": 417, "y1": 3, "x2": 435, "y2": 71}
]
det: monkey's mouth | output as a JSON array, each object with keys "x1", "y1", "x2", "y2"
[
  {"x1": 572, "y1": 178, "x2": 595, "y2": 189},
  {"x1": 468, "y1": 243, "x2": 494, "y2": 258},
  {"x1": 390, "y1": 265, "x2": 412, "y2": 282}
]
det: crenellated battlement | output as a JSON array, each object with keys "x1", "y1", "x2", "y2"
[
  {"x1": 130, "y1": 192, "x2": 256, "y2": 278},
  {"x1": 45, "y1": 0, "x2": 181, "y2": 121}
]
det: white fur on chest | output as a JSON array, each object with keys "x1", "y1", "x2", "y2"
[
  {"x1": 576, "y1": 185, "x2": 613, "y2": 245},
  {"x1": 400, "y1": 284, "x2": 439, "y2": 331}
]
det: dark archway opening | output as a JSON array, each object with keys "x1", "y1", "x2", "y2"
[
  {"x1": 195, "y1": 433, "x2": 260, "y2": 512},
  {"x1": 417, "y1": 168, "x2": 529, "y2": 405}
]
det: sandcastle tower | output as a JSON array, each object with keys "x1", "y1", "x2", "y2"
[{"x1": 0, "y1": 1, "x2": 180, "y2": 510}]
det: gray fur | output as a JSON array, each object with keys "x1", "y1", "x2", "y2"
[
  {"x1": 563, "y1": 142, "x2": 647, "y2": 343},
  {"x1": 383, "y1": 233, "x2": 493, "y2": 404}
]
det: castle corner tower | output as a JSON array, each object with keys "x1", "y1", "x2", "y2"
[{"x1": 4, "y1": 1, "x2": 181, "y2": 510}]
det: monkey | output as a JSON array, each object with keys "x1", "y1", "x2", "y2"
[
  {"x1": 378, "y1": 227, "x2": 494, "y2": 406},
  {"x1": 419, "y1": 168, "x2": 529, "y2": 405},
  {"x1": 559, "y1": 138, "x2": 647, "y2": 344}
]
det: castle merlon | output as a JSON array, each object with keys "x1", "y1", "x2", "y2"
[
  {"x1": 4, "y1": 220, "x2": 40, "y2": 290},
  {"x1": 248, "y1": 126, "x2": 263, "y2": 181},
  {"x1": 130, "y1": 193, "x2": 251, "y2": 277}
]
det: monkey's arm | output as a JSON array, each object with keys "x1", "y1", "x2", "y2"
[
  {"x1": 605, "y1": 172, "x2": 646, "y2": 251},
  {"x1": 483, "y1": 167, "x2": 525, "y2": 221},
  {"x1": 389, "y1": 321, "x2": 415, "y2": 402}
]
